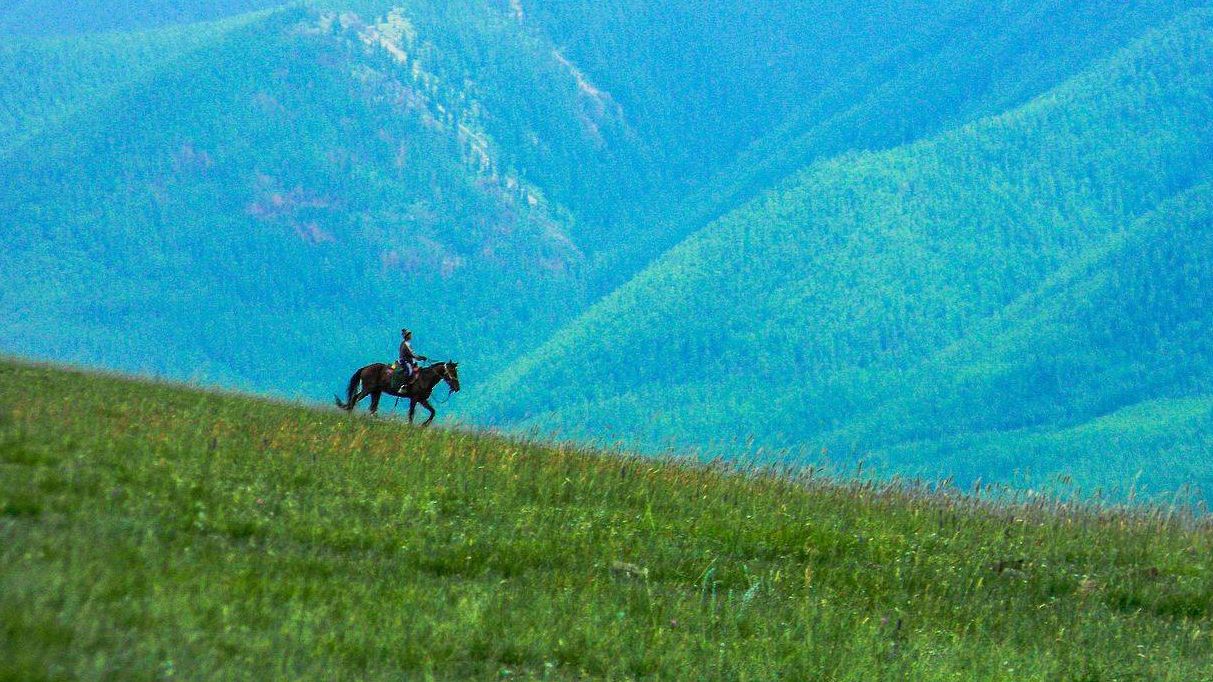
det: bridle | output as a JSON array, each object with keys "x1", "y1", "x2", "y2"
[
  {"x1": 433, "y1": 362, "x2": 460, "y2": 403},
  {"x1": 391, "y1": 362, "x2": 460, "y2": 411}
]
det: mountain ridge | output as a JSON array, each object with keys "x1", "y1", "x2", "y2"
[{"x1": 467, "y1": 6, "x2": 1213, "y2": 495}]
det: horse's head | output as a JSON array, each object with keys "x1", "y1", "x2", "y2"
[{"x1": 437, "y1": 361, "x2": 460, "y2": 392}]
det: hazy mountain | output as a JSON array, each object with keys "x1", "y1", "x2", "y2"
[
  {"x1": 469, "y1": 7, "x2": 1213, "y2": 496},
  {"x1": 1, "y1": 4, "x2": 625, "y2": 393},
  {"x1": 525, "y1": 0, "x2": 1206, "y2": 289},
  {"x1": 3, "y1": 1, "x2": 1211, "y2": 497},
  {"x1": 0, "y1": 0, "x2": 283, "y2": 35}
]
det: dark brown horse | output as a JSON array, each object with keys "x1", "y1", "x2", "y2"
[{"x1": 335, "y1": 361, "x2": 460, "y2": 425}]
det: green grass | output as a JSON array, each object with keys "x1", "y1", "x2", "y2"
[{"x1": 2, "y1": 359, "x2": 1212, "y2": 680}]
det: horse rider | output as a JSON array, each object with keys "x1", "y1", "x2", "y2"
[{"x1": 395, "y1": 328, "x2": 428, "y2": 390}]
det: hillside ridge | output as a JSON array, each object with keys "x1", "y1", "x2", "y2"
[
  {"x1": 468, "y1": 7, "x2": 1213, "y2": 498},
  {"x1": 3, "y1": 358, "x2": 1213, "y2": 679}
]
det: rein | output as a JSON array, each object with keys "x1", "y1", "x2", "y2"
[
  {"x1": 433, "y1": 364, "x2": 457, "y2": 404},
  {"x1": 409, "y1": 363, "x2": 458, "y2": 404}
]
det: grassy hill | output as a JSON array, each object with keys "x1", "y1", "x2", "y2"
[
  {"x1": 471, "y1": 8, "x2": 1213, "y2": 497},
  {"x1": 3, "y1": 359, "x2": 1213, "y2": 679}
]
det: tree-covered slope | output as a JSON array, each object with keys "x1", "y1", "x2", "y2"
[
  {"x1": 841, "y1": 188, "x2": 1213, "y2": 494},
  {"x1": 524, "y1": 0, "x2": 1206, "y2": 285},
  {"x1": 0, "y1": 3, "x2": 648, "y2": 395},
  {"x1": 844, "y1": 189, "x2": 1213, "y2": 445},
  {"x1": 0, "y1": 14, "x2": 266, "y2": 155},
  {"x1": 526, "y1": 0, "x2": 1201, "y2": 194},
  {"x1": 0, "y1": 0, "x2": 283, "y2": 36},
  {"x1": 470, "y1": 8, "x2": 1213, "y2": 495},
  {"x1": 4, "y1": 0, "x2": 1204, "y2": 399}
]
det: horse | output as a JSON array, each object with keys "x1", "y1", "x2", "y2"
[{"x1": 334, "y1": 361, "x2": 460, "y2": 425}]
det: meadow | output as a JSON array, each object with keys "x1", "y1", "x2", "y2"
[{"x1": 2, "y1": 358, "x2": 1212, "y2": 680}]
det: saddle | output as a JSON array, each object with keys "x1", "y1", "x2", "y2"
[{"x1": 388, "y1": 362, "x2": 412, "y2": 392}]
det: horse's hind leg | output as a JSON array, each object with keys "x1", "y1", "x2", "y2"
[
  {"x1": 408, "y1": 400, "x2": 417, "y2": 424},
  {"x1": 420, "y1": 399, "x2": 436, "y2": 426},
  {"x1": 369, "y1": 391, "x2": 382, "y2": 414}
]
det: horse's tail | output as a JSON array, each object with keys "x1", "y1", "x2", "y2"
[{"x1": 335, "y1": 369, "x2": 361, "y2": 410}]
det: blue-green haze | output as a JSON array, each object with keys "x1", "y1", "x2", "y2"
[{"x1": 3, "y1": 0, "x2": 1211, "y2": 498}]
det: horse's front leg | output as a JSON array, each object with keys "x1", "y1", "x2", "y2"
[
  {"x1": 408, "y1": 400, "x2": 417, "y2": 424},
  {"x1": 369, "y1": 391, "x2": 381, "y2": 414},
  {"x1": 420, "y1": 399, "x2": 436, "y2": 426}
]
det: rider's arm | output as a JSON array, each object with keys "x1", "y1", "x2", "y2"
[{"x1": 404, "y1": 342, "x2": 428, "y2": 363}]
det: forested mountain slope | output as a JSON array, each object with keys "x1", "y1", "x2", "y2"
[
  {"x1": 0, "y1": 14, "x2": 269, "y2": 155},
  {"x1": 0, "y1": 3, "x2": 642, "y2": 394},
  {"x1": 0, "y1": 0, "x2": 282, "y2": 35},
  {"x1": 470, "y1": 8, "x2": 1213, "y2": 496},
  {"x1": 849, "y1": 188, "x2": 1213, "y2": 494},
  {"x1": 525, "y1": 0, "x2": 1206, "y2": 286},
  {"x1": 4, "y1": 1, "x2": 1212, "y2": 496}
]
